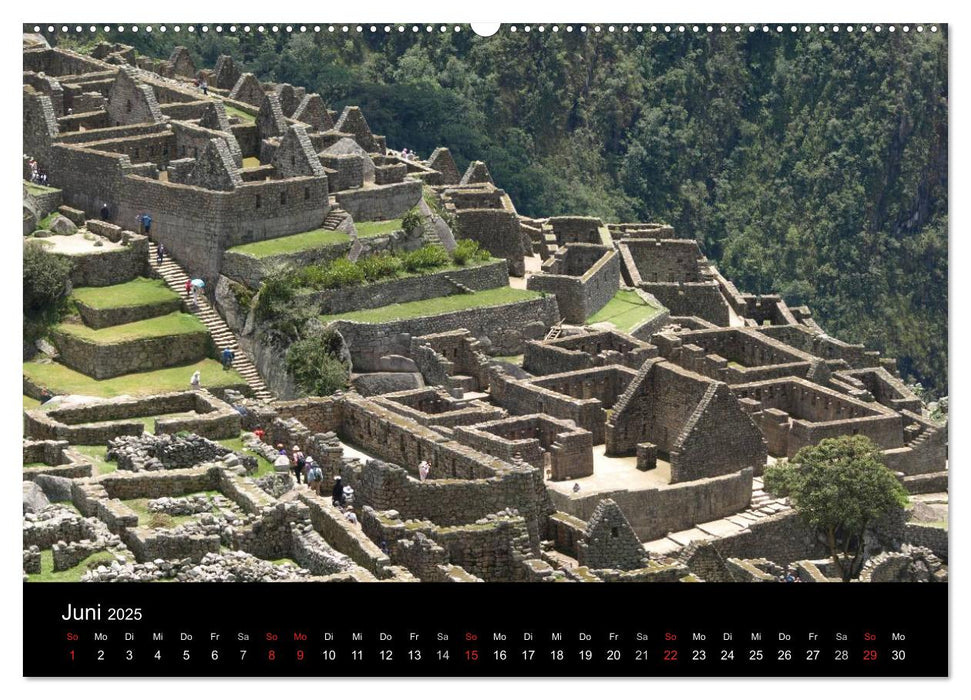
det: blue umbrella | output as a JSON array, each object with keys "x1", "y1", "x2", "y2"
[{"x1": 191, "y1": 279, "x2": 205, "y2": 288}]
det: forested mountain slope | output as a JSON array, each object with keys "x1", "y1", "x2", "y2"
[{"x1": 63, "y1": 28, "x2": 947, "y2": 394}]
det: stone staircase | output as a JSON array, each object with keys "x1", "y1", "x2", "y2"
[
  {"x1": 443, "y1": 275, "x2": 474, "y2": 295},
  {"x1": 321, "y1": 205, "x2": 350, "y2": 231},
  {"x1": 147, "y1": 242, "x2": 273, "y2": 401}
]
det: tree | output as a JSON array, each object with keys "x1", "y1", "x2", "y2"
[
  {"x1": 763, "y1": 435, "x2": 908, "y2": 582},
  {"x1": 23, "y1": 241, "x2": 74, "y2": 355}
]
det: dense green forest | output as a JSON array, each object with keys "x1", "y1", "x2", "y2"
[{"x1": 55, "y1": 27, "x2": 948, "y2": 395}]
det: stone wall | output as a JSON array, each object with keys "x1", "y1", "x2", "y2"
[
  {"x1": 549, "y1": 467, "x2": 753, "y2": 541},
  {"x1": 606, "y1": 359, "x2": 768, "y2": 482},
  {"x1": 221, "y1": 239, "x2": 351, "y2": 289},
  {"x1": 76, "y1": 294, "x2": 182, "y2": 329},
  {"x1": 52, "y1": 324, "x2": 211, "y2": 379},
  {"x1": 335, "y1": 180, "x2": 422, "y2": 221},
  {"x1": 640, "y1": 282, "x2": 731, "y2": 326},
  {"x1": 453, "y1": 208, "x2": 526, "y2": 276},
  {"x1": 327, "y1": 294, "x2": 558, "y2": 369},
  {"x1": 523, "y1": 330, "x2": 658, "y2": 376},
  {"x1": 59, "y1": 236, "x2": 149, "y2": 288},
  {"x1": 297, "y1": 490, "x2": 391, "y2": 577},
  {"x1": 527, "y1": 246, "x2": 620, "y2": 323},
  {"x1": 305, "y1": 260, "x2": 507, "y2": 315}
]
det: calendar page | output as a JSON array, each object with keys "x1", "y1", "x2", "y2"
[{"x1": 21, "y1": 20, "x2": 948, "y2": 678}]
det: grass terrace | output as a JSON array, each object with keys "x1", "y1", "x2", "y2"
[
  {"x1": 27, "y1": 549, "x2": 117, "y2": 583},
  {"x1": 227, "y1": 228, "x2": 350, "y2": 258},
  {"x1": 72, "y1": 277, "x2": 179, "y2": 310},
  {"x1": 25, "y1": 181, "x2": 60, "y2": 195},
  {"x1": 55, "y1": 312, "x2": 205, "y2": 344},
  {"x1": 321, "y1": 287, "x2": 542, "y2": 324},
  {"x1": 225, "y1": 104, "x2": 256, "y2": 124},
  {"x1": 242, "y1": 156, "x2": 261, "y2": 168},
  {"x1": 354, "y1": 218, "x2": 404, "y2": 238},
  {"x1": 23, "y1": 358, "x2": 246, "y2": 398},
  {"x1": 72, "y1": 445, "x2": 117, "y2": 476},
  {"x1": 585, "y1": 289, "x2": 662, "y2": 333}
]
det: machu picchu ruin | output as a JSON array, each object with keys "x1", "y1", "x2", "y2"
[{"x1": 22, "y1": 32, "x2": 947, "y2": 586}]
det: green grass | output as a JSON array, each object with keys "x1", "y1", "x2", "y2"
[
  {"x1": 72, "y1": 445, "x2": 117, "y2": 475},
  {"x1": 585, "y1": 289, "x2": 662, "y2": 332},
  {"x1": 122, "y1": 497, "x2": 205, "y2": 527},
  {"x1": 494, "y1": 354, "x2": 524, "y2": 366},
  {"x1": 25, "y1": 180, "x2": 59, "y2": 195},
  {"x1": 72, "y1": 278, "x2": 179, "y2": 310},
  {"x1": 227, "y1": 228, "x2": 350, "y2": 258},
  {"x1": 23, "y1": 358, "x2": 247, "y2": 398},
  {"x1": 55, "y1": 312, "x2": 206, "y2": 344},
  {"x1": 242, "y1": 156, "x2": 261, "y2": 168},
  {"x1": 216, "y1": 435, "x2": 276, "y2": 477},
  {"x1": 354, "y1": 218, "x2": 403, "y2": 238},
  {"x1": 37, "y1": 212, "x2": 58, "y2": 230},
  {"x1": 224, "y1": 103, "x2": 256, "y2": 123},
  {"x1": 27, "y1": 549, "x2": 117, "y2": 583},
  {"x1": 23, "y1": 395, "x2": 41, "y2": 410},
  {"x1": 320, "y1": 287, "x2": 543, "y2": 324}
]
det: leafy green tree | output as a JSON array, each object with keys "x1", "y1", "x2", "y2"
[
  {"x1": 23, "y1": 241, "x2": 74, "y2": 355},
  {"x1": 764, "y1": 435, "x2": 909, "y2": 581}
]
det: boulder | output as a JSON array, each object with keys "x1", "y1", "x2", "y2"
[
  {"x1": 48, "y1": 215, "x2": 77, "y2": 235},
  {"x1": 23, "y1": 481, "x2": 50, "y2": 514},
  {"x1": 376, "y1": 354, "x2": 419, "y2": 373},
  {"x1": 34, "y1": 474, "x2": 74, "y2": 502},
  {"x1": 351, "y1": 372, "x2": 424, "y2": 396}
]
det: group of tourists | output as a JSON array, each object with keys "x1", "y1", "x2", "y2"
[
  {"x1": 27, "y1": 157, "x2": 48, "y2": 185},
  {"x1": 268, "y1": 441, "x2": 359, "y2": 525}
]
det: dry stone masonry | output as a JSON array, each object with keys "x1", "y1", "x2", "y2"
[{"x1": 22, "y1": 38, "x2": 946, "y2": 585}]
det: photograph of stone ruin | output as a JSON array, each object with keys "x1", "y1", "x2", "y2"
[{"x1": 22, "y1": 28, "x2": 947, "y2": 585}]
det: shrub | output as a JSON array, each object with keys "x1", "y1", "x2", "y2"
[
  {"x1": 451, "y1": 239, "x2": 491, "y2": 266},
  {"x1": 401, "y1": 245, "x2": 450, "y2": 273},
  {"x1": 285, "y1": 333, "x2": 350, "y2": 397},
  {"x1": 321, "y1": 258, "x2": 365, "y2": 288},
  {"x1": 24, "y1": 241, "x2": 73, "y2": 315},
  {"x1": 148, "y1": 512, "x2": 176, "y2": 529},
  {"x1": 358, "y1": 252, "x2": 403, "y2": 282},
  {"x1": 401, "y1": 207, "x2": 423, "y2": 234},
  {"x1": 228, "y1": 280, "x2": 254, "y2": 309},
  {"x1": 23, "y1": 241, "x2": 74, "y2": 353},
  {"x1": 254, "y1": 270, "x2": 297, "y2": 320}
]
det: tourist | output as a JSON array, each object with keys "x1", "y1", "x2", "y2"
[
  {"x1": 221, "y1": 347, "x2": 235, "y2": 370},
  {"x1": 343, "y1": 484, "x2": 355, "y2": 506},
  {"x1": 100, "y1": 203, "x2": 110, "y2": 221},
  {"x1": 418, "y1": 460, "x2": 430, "y2": 482},
  {"x1": 572, "y1": 482, "x2": 581, "y2": 493},
  {"x1": 306, "y1": 457, "x2": 322, "y2": 495},
  {"x1": 332, "y1": 475, "x2": 346, "y2": 508},
  {"x1": 344, "y1": 507, "x2": 359, "y2": 525},
  {"x1": 190, "y1": 370, "x2": 201, "y2": 390},
  {"x1": 200, "y1": 81, "x2": 209, "y2": 95},
  {"x1": 156, "y1": 243, "x2": 166, "y2": 265},
  {"x1": 184, "y1": 278, "x2": 192, "y2": 299},
  {"x1": 291, "y1": 445, "x2": 306, "y2": 484},
  {"x1": 253, "y1": 426, "x2": 266, "y2": 442},
  {"x1": 191, "y1": 284, "x2": 199, "y2": 308}
]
